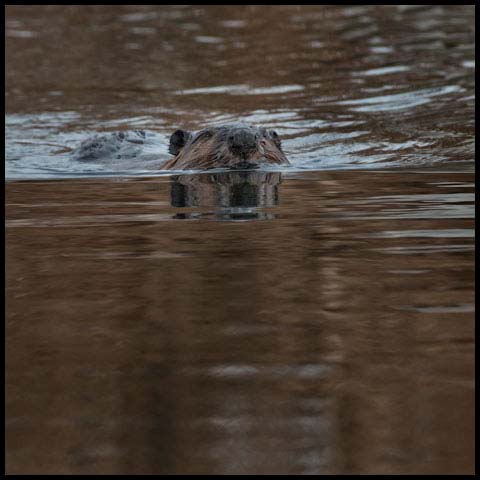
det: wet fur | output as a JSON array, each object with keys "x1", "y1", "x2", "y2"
[{"x1": 162, "y1": 125, "x2": 288, "y2": 170}]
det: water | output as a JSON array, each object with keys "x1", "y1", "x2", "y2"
[
  {"x1": 5, "y1": 5, "x2": 474, "y2": 178},
  {"x1": 5, "y1": 5, "x2": 475, "y2": 475}
]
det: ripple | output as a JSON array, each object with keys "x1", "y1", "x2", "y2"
[
  {"x1": 398, "y1": 303, "x2": 474, "y2": 313},
  {"x1": 175, "y1": 84, "x2": 305, "y2": 96},
  {"x1": 194, "y1": 35, "x2": 223, "y2": 44},
  {"x1": 336, "y1": 85, "x2": 464, "y2": 112},
  {"x1": 6, "y1": 29, "x2": 36, "y2": 38},
  {"x1": 6, "y1": 213, "x2": 174, "y2": 228},
  {"x1": 185, "y1": 364, "x2": 331, "y2": 379},
  {"x1": 220, "y1": 20, "x2": 247, "y2": 28},
  {"x1": 129, "y1": 27, "x2": 157, "y2": 35},
  {"x1": 354, "y1": 65, "x2": 410, "y2": 76},
  {"x1": 366, "y1": 229, "x2": 474, "y2": 239}
]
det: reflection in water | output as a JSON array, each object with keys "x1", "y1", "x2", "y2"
[
  {"x1": 170, "y1": 171, "x2": 281, "y2": 220},
  {"x1": 5, "y1": 171, "x2": 474, "y2": 475}
]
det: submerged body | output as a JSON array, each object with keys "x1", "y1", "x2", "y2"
[
  {"x1": 71, "y1": 123, "x2": 289, "y2": 171},
  {"x1": 71, "y1": 130, "x2": 147, "y2": 163}
]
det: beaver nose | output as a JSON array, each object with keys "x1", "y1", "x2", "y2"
[{"x1": 228, "y1": 129, "x2": 258, "y2": 159}]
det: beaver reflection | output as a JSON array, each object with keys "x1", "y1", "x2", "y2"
[{"x1": 170, "y1": 171, "x2": 281, "y2": 221}]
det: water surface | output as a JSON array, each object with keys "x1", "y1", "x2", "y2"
[
  {"x1": 5, "y1": 5, "x2": 475, "y2": 475},
  {"x1": 5, "y1": 4, "x2": 474, "y2": 178}
]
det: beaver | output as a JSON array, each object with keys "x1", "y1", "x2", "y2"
[
  {"x1": 163, "y1": 123, "x2": 289, "y2": 170},
  {"x1": 71, "y1": 130, "x2": 147, "y2": 162},
  {"x1": 71, "y1": 123, "x2": 289, "y2": 171}
]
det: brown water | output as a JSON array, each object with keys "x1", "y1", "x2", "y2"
[{"x1": 5, "y1": 5, "x2": 475, "y2": 475}]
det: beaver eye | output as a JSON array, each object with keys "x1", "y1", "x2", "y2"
[
  {"x1": 199, "y1": 130, "x2": 213, "y2": 140},
  {"x1": 191, "y1": 129, "x2": 213, "y2": 145}
]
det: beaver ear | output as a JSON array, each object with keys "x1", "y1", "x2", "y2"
[
  {"x1": 169, "y1": 129, "x2": 191, "y2": 155},
  {"x1": 269, "y1": 130, "x2": 282, "y2": 148}
]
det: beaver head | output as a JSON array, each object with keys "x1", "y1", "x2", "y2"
[{"x1": 162, "y1": 123, "x2": 289, "y2": 170}]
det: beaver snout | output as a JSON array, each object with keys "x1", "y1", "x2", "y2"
[{"x1": 228, "y1": 129, "x2": 259, "y2": 160}]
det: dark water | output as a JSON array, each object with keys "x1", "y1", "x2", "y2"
[{"x1": 5, "y1": 5, "x2": 475, "y2": 475}]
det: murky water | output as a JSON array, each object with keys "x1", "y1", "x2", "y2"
[{"x1": 5, "y1": 5, "x2": 475, "y2": 475}]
